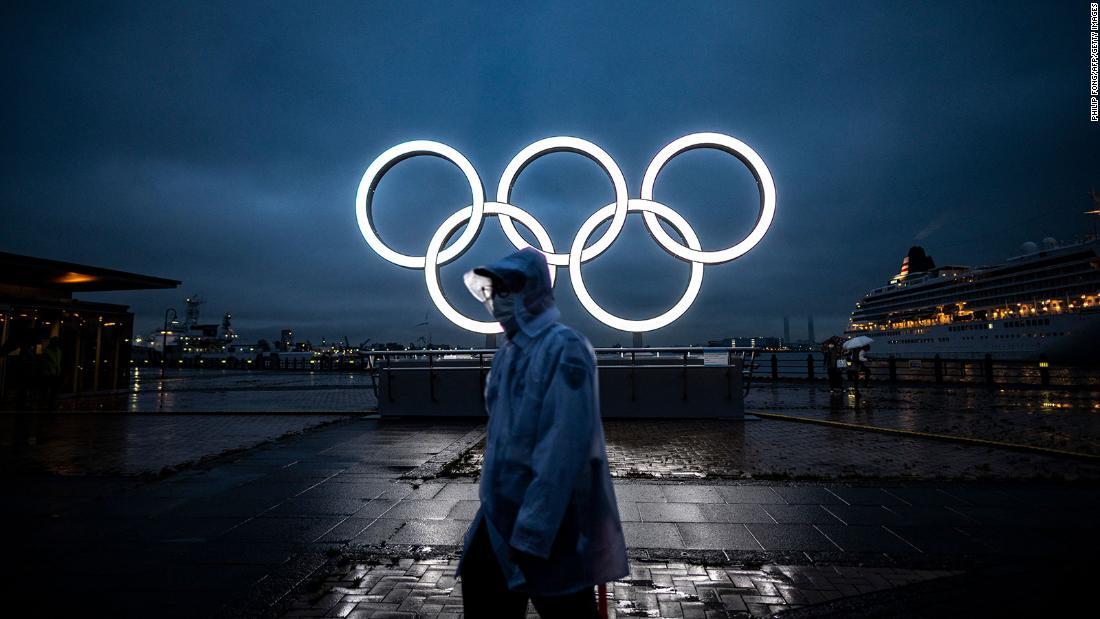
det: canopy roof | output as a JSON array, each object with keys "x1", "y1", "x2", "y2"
[{"x1": 0, "y1": 251, "x2": 179, "y2": 293}]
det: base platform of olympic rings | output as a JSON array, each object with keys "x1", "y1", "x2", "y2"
[{"x1": 371, "y1": 347, "x2": 757, "y2": 419}]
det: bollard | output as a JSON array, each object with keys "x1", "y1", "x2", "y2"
[
  {"x1": 771, "y1": 354, "x2": 778, "y2": 380},
  {"x1": 888, "y1": 355, "x2": 897, "y2": 381},
  {"x1": 1039, "y1": 355, "x2": 1050, "y2": 387},
  {"x1": 983, "y1": 353, "x2": 993, "y2": 387},
  {"x1": 806, "y1": 354, "x2": 814, "y2": 380},
  {"x1": 933, "y1": 354, "x2": 943, "y2": 383}
]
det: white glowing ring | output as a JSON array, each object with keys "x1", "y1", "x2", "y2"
[
  {"x1": 424, "y1": 202, "x2": 557, "y2": 334},
  {"x1": 640, "y1": 132, "x2": 776, "y2": 264},
  {"x1": 570, "y1": 199, "x2": 703, "y2": 332},
  {"x1": 496, "y1": 137, "x2": 630, "y2": 267},
  {"x1": 356, "y1": 134, "x2": 776, "y2": 334},
  {"x1": 355, "y1": 140, "x2": 485, "y2": 269}
]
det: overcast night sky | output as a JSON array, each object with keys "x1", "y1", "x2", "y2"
[{"x1": 2, "y1": 1, "x2": 1097, "y2": 347}]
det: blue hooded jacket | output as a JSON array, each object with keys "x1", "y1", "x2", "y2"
[{"x1": 458, "y1": 248, "x2": 629, "y2": 595}]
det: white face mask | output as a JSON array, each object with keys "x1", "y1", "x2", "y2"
[{"x1": 463, "y1": 270, "x2": 498, "y2": 314}]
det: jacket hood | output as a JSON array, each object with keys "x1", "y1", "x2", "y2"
[{"x1": 474, "y1": 248, "x2": 560, "y2": 339}]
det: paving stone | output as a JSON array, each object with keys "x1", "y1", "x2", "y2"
[
  {"x1": 221, "y1": 516, "x2": 342, "y2": 544},
  {"x1": 349, "y1": 519, "x2": 408, "y2": 545},
  {"x1": 383, "y1": 499, "x2": 461, "y2": 520},
  {"x1": 316, "y1": 517, "x2": 375, "y2": 543},
  {"x1": 356, "y1": 499, "x2": 401, "y2": 519},
  {"x1": 696, "y1": 503, "x2": 775, "y2": 524},
  {"x1": 771, "y1": 487, "x2": 846, "y2": 505},
  {"x1": 887, "y1": 505, "x2": 979, "y2": 526},
  {"x1": 882, "y1": 487, "x2": 967, "y2": 506},
  {"x1": 266, "y1": 496, "x2": 373, "y2": 517},
  {"x1": 886, "y1": 525, "x2": 990, "y2": 555},
  {"x1": 617, "y1": 500, "x2": 642, "y2": 522},
  {"x1": 939, "y1": 487, "x2": 1019, "y2": 506},
  {"x1": 822, "y1": 504, "x2": 907, "y2": 526},
  {"x1": 622, "y1": 521, "x2": 683, "y2": 547},
  {"x1": 638, "y1": 502, "x2": 707, "y2": 522},
  {"x1": 614, "y1": 484, "x2": 668, "y2": 502},
  {"x1": 762, "y1": 504, "x2": 844, "y2": 524},
  {"x1": 744, "y1": 524, "x2": 841, "y2": 551},
  {"x1": 826, "y1": 487, "x2": 909, "y2": 506},
  {"x1": 662, "y1": 485, "x2": 725, "y2": 503},
  {"x1": 388, "y1": 520, "x2": 471, "y2": 545},
  {"x1": 297, "y1": 481, "x2": 392, "y2": 500},
  {"x1": 676, "y1": 523, "x2": 762, "y2": 550},
  {"x1": 446, "y1": 499, "x2": 480, "y2": 520},
  {"x1": 432, "y1": 483, "x2": 480, "y2": 501},
  {"x1": 815, "y1": 525, "x2": 919, "y2": 553},
  {"x1": 715, "y1": 486, "x2": 787, "y2": 504}
]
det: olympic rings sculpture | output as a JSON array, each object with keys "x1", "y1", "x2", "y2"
[{"x1": 355, "y1": 133, "x2": 776, "y2": 334}]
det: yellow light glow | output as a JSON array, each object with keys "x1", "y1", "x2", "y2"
[{"x1": 57, "y1": 272, "x2": 98, "y2": 284}]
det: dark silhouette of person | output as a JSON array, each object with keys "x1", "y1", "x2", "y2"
[
  {"x1": 14, "y1": 335, "x2": 40, "y2": 409},
  {"x1": 40, "y1": 337, "x2": 62, "y2": 410},
  {"x1": 457, "y1": 248, "x2": 627, "y2": 618}
]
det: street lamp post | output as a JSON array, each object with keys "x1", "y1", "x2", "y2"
[{"x1": 162, "y1": 308, "x2": 177, "y2": 375}]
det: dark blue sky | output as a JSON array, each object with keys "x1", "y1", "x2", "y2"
[{"x1": 2, "y1": 1, "x2": 1097, "y2": 346}]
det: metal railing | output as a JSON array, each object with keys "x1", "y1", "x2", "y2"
[
  {"x1": 752, "y1": 352, "x2": 1100, "y2": 388},
  {"x1": 366, "y1": 346, "x2": 760, "y2": 403}
]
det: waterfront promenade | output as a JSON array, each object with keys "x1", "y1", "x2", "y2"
[{"x1": 4, "y1": 372, "x2": 1098, "y2": 617}]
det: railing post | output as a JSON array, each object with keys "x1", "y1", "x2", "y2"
[
  {"x1": 933, "y1": 354, "x2": 943, "y2": 383},
  {"x1": 888, "y1": 354, "x2": 897, "y2": 381},
  {"x1": 681, "y1": 351, "x2": 688, "y2": 401},
  {"x1": 806, "y1": 354, "x2": 814, "y2": 380},
  {"x1": 429, "y1": 352, "x2": 437, "y2": 402},
  {"x1": 770, "y1": 354, "x2": 778, "y2": 380},
  {"x1": 629, "y1": 350, "x2": 636, "y2": 402},
  {"x1": 478, "y1": 352, "x2": 484, "y2": 402}
]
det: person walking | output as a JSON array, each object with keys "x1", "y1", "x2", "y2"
[
  {"x1": 821, "y1": 336, "x2": 844, "y2": 391},
  {"x1": 457, "y1": 248, "x2": 628, "y2": 618}
]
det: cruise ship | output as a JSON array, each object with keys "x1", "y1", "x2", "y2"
[{"x1": 846, "y1": 238, "x2": 1100, "y2": 361}]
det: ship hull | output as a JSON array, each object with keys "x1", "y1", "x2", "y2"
[{"x1": 846, "y1": 312, "x2": 1100, "y2": 363}]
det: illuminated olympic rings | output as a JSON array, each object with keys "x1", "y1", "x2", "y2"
[{"x1": 355, "y1": 133, "x2": 776, "y2": 334}]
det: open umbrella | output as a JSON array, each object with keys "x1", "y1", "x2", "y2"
[{"x1": 843, "y1": 335, "x2": 874, "y2": 350}]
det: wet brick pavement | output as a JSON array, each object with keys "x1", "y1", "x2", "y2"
[
  {"x1": 8, "y1": 371, "x2": 1100, "y2": 618},
  {"x1": 283, "y1": 558, "x2": 960, "y2": 618},
  {"x1": 7, "y1": 417, "x2": 483, "y2": 618},
  {"x1": 450, "y1": 416, "x2": 1100, "y2": 481},
  {"x1": 0, "y1": 413, "x2": 352, "y2": 475},
  {"x1": 6, "y1": 416, "x2": 1096, "y2": 618}
]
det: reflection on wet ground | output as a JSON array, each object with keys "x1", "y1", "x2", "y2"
[
  {"x1": 747, "y1": 383, "x2": 1100, "y2": 456},
  {"x1": 0, "y1": 413, "x2": 353, "y2": 475},
  {"x1": 57, "y1": 368, "x2": 377, "y2": 413},
  {"x1": 9, "y1": 370, "x2": 1099, "y2": 480}
]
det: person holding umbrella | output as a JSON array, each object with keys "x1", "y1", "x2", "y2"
[{"x1": 843, "y1": 336, "x2": 874, "y2": 392}]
